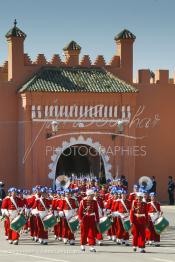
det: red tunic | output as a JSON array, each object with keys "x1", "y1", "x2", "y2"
[
  {"x1": 114, "y1": 199, "x2": 131, "y2": 213},
  {"x1": 60, "y1": 198, "x2": 77, "y2": 211},
  {"x1": 33, "y1": 197, "x2": 51, "y2": 211},
  {"x1": 2, "y1": 196, "x2": 24, "y2": 211},
  {"x1": 78, "y1": 197, "x2": 99, "y2": 223},
  {"x1": 147, "y1": 201, "x2": 161, "y2": 214},
  {"x1": 130, "y1": 200, "x2": 148, "y2": 224}
]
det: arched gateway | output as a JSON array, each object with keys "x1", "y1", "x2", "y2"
[{"x1": 48, "y1": 136, "x2": 112, "y2": 184}]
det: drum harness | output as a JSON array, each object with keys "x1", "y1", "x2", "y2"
[
  {"x1": 38, "y1": 197, "x2": 50, "y2": 219},
  {"x1": 9, "y1": 197, "x2": 25, "y2": 221},
  {"x1": 120, "y1": 199, "x2": 129, "y2": 219},
  {"x1": 149, "y1": 201, "x2": 160, "y2": 223},
  {"x1": 82, "y1": 200, "x2": 95, "y2": 219},
  {"x1": 64, "y1": 197, "x2": 76, "y2": 222}
]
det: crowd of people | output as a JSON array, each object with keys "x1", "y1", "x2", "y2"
[{"x1": 0, "y1": 176, "x2": 168, "y2": 253}]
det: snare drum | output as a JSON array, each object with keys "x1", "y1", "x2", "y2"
[
  {"x1": 98, "y1": 216, "x2": 112, "y2": 234},
  {"x1": 42, "y1": 214, "x2": 57, "y2": 230},
  {"x1": 10, "y1": 214, "x2": 27, "y2": 232},
  {"x1": 122, "y1": 216, "x2": 131, "y2": 232},
  {"x1": 154, "y1": 216, "x2": 169, "y2": 234},
  {"x1": 68, "y1": 216, "x2": 79, "y2": 233}
]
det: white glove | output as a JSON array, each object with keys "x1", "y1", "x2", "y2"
[
  {"x1": 1, "y1": 209, "x2": 9, "y2": 217},
  {"x1": 54, "y1": 210, "x2": 58, "y2": 217},
  {"x1": 25, "y1": 208, "x2": 30, "y2": 216},
  {"x1": 58, "y1": 211, "x2": 64, "y2": 217}
]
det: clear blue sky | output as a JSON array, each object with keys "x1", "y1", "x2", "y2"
[{"x1": 0, "y1": 0, "x2": 175, "y2": 77}]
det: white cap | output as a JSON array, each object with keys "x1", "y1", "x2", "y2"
[{"x1": 86, "y1": 189, "x2": 94, "y2": 196}]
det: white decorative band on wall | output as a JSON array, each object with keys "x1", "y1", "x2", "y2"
[{"x1": 31, "y1": 104, "x2": 131, "y2": 120}]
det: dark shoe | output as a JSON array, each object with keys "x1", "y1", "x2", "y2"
[
  {"x1": 140, "y1": 249, "x2": 146, "y2": 253},
  {"x1": 133, "y1": 247, "x2": 137, "y2": 252},
  {"x1": 155, "y1": 244, "x2": 160, "y2": 247},
  {"x1": 90, "y1": 248, "x2": 96, "y2": 252}
]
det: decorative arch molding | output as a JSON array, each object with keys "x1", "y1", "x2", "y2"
[{"x1": 48, "y1": 135, "x2": 112, "y2": 180}]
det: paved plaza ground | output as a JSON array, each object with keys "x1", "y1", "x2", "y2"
[{"x1": 0, "y1": 206, "x2": 174, "y2": 262}]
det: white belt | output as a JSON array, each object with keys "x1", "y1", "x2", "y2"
[
  {"x1": 134, "y1": 214, "x2": 145, "y2": 218},
  {"x1": 148, "y1": 212, "x2": 158, "y2": 216},
  {"x1": 86, "y1": 213, "x2": 95, "y2": 216},
  {"x1": 118, "y1": 212, "x2": 129, "y2": 219}
]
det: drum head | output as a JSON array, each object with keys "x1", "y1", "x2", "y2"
[
  {"x1": 11, "y1": 215, "x2": 20, "y2": 223},
  {"x1": 155, "y1": 216, "x2": 163, "y2": 225},
  {"x1": 100, "y1": 217, "x2": 107, "y2": 223},
  {"x1": 69, "y1": 216, "x2": 78, "y2": 222}
]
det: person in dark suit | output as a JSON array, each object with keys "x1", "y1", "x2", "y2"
[
  {"x1": 168, "y1": 176, "x2": 175, "y2": 205},
  {"x1": 0, "y1": 182, "x2": 6, "y2": 209},
  {"x1": 150, "y1": 176, "x2": 157, "y2": 193}
]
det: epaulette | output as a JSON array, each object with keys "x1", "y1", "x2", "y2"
[{"x1": 4, "y1": 196, "x2": 10, "y2": 199}]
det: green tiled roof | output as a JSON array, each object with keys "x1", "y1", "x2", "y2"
[
  {"x1": 6, "y1": 19, "x2": 26, "y2": 39},
  {"x1": 63, "y1": 41, "x2": 81, "y2": 51},
  {"x1": 115, "y1": 29, "x2": 136, "y2": 41},
  {"x1": 19, "y1": 67, "x2": 138, "y2": 93}
]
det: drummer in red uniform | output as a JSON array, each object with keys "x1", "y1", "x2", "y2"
[
  {"x1": 52, "y1": 190, "x2": 60, "y2": 240},
  {"x1": 59, "y1": 188, "x2": 77, "y2": 245},
  {"x1": 27, "y1": 186, "x2": 41, "y2": 242},
  {"x1": 93, "y1": 187, "x2": 105, "y2": 245},
  {"x1": 128, "y1": 184, "x2": 139, "y2": 204},
  {"x1": 147, "y1": 192, "x2": 162, "y2": 246},
  {"x1": 32, "y1": 187, "x2": 52, "y2": 245},
  {"x1": 130, "y1": 191, "x2": 148, "y2": 253},
  {"x1": 78, "y1": 189, "x2": 99, "y2": 252},
  {"x1": 109, "y1": 188, "x2": 119, "y2": 242},
  {"x1": 80, "y1": 178, "x2": 88, "y2": 196},
  {"x1": 1, "y1": 187, "x2": 24, "y2": 245},
  {"x1": 114, "y1": 190, "x2": 131, "y2": 246}
]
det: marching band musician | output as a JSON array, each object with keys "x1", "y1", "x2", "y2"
[
  {"x1": 27, "y1": 186, "x2": 40, "y2": 241},
  {"x1": 1, "y1": 187, "x2": 24, "y2": 245},
  {"x1": 78, "y1": 189, "x2": 99, "y2": 252},
  {"x1": 59, "y1": 188, "x2": 77, "y2": 245},
  {"x1": 114, "y1": 190, "x2": 131, "y2": 246},
  {"x1": 16, "y1": 189, "x2": 30, "y2": 233},
  {"x1": 106, "y1": 189, "x2": 117, "y2": 241},
  {"x1": 2, "y1": 189, "x2": 10, "y2": 240},
  {"x1": 93, "y1": 187, "x2": 105, "y2": 246},
  {"x1": 32, "y1": 186, "x2": 52, "y2": 245},
  {"x1": 0, "y1": 178, "x2": 168, "y2": 250},
  {"x1": 130, "y1": 192, "x2": 148, "y2": 253},
  {"x1": 52, "y1": 190, "x2": 61, "y2": 240},
  {"x1": 128, "y1": 184, "x2": 139, "y2": 204},
  {"x1": 80, "y1": 178, "x2": 88, "y2": 194},
  {"x1": 147, "y1": 192, "x2": 162, "y2": 246},
  {"x1": 142, "y1": 189, "x2": 150, "y2": 203},
  {"x1": 55, "y1": 190, "x2": 64, "y2": 241}
]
